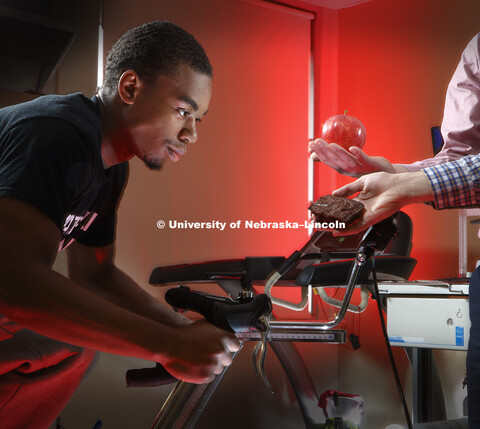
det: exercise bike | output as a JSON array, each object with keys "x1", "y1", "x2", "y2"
[{"x1": 127, "y1": 213, "x2": 416, "y2": 429}]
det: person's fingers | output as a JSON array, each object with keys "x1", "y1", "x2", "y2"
[
  {"x1": 348, "y1": 146, "x2": 373, "y2": 168},
  {"x1": 308, "y1": 138, "x2": 327, "y2": 151},
  {"x1": 212, "y1": 365, "x2": 225, "y2": 375},
  {"x1": 308, "y1": 139, "x2": 324, "y2": 156},
  {"x1": 166, "y1": 361, "x2": 215, "y2": 384},
  {"x1": 201, "y1": 373, "x2": 216, "y2": 382},
  {"x1": 332, "y1": 179, "x2": 364, "y2": 198},
  {"x1": 222, "y1": 334, "x2": 241, "y2": 352},
  {"x1": 217, "y1": 335, "x2": 242, "y2": 368},
  {"x1": 312, "y1": 141, "x2": 365, "y2": 174},
  {"x1": 348, "y1": 145, "x2": 366, "y2": 158},
  {"x1": 309, "y1": 139, "x2": 330, "y2": 160},
  {"x1": 309, "y1": 140, "x2": 344, "y2": 167},
  {"x1": 308, "y1": 140, "x2": 319, "y2": 160},
  {"x1": 219, "y1": 339, "x2": 234, "y2": 364},
  {"x1": 329, "y1": 144, "x2": 361, "y2": 170},
  {"x1": 212, "y1": 353, "x2": 228, "y2": 375}
]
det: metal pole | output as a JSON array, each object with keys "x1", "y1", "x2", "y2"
[{"x1": 151, "y1": 351, "x2": 239, "y2": 429}]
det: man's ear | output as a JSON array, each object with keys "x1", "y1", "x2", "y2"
[{"x1": 117, "y1": 70, "x2": 143, "y2": 105}]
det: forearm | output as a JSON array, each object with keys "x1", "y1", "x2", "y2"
[
  {"x1": 0, "y1": 261, "x2": 176, "y2": 362},
  {"x1": 73, "y1": 264, "x2": 191, "y2": 328},
  {"x1": 422, "y1": 154, "x2": 480, "y2": 209},
  {"x1": 392, "y1": 164, "x2": 409, "y2": 173},
  {"x1": 393, "y1": 171, "x2": 435, "y2": 205},
  {"x1": 0, "y1": 199, "x2": 239, "y2": 383}
]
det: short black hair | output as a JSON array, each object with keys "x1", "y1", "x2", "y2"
[{"x1": 103, "y1": 21, "x2": 212, "y2": 95}]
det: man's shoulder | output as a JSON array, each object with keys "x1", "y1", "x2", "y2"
[{"x1": 0, "y1": 93, "x2": 102, "y2": 141}]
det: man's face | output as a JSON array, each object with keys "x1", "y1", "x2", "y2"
[{"x1": 123, "y1": 63, "x2": 212, "y2": 171}]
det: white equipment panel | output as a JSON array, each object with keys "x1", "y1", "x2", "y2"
[{"x1": 378, "y1": 281, "x2": 470, "y2": 350}]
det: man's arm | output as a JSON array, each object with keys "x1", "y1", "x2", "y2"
[
  {"x1": 406, "y1": 33, "x2": 480, "y2": 171},
  {"x1": 332, "y1": 154, "x2": 480, "y2": 234},
  {"x1": 0, "y1": 196, "x2": 239, "y2": 383},
  {"x1": 67, "y1": 242, "x2": 191, "y2": 328},
  {"x1": 331, "y1": 171, "x2": 434, "y2": 234}
]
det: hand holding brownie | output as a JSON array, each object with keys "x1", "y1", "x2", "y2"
[{"x1": 331, "y1": 171, "x2": 435, "y2": 235}]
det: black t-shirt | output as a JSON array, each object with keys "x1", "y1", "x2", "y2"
[{"x1": 0, "y1": 93, "x2": 128, "y2": 251}]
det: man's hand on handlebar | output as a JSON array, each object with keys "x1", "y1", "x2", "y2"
[{"x1": 162, "y1": 319, "x2": 241, "y2": 384}]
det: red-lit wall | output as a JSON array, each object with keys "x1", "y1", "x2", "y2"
[{"x1": 334, "y1": 0, "x2": 480, "y2": 280}]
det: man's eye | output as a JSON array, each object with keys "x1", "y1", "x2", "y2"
[{"x1": 178, "y1": 108, "x2": 189, "y2": 118}]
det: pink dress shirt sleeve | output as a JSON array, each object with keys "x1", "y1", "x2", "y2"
[{"x1": 401, "y1": 33, "x2": 480, "y2": 171}]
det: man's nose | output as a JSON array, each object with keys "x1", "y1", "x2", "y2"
[{"x1": 180, "y1": 117, "x2": 198, "y2": 144}]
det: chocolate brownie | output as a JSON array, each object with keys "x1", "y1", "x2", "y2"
[{"x1": 309, "y1": 195, "x2": 364, "y2": 226}]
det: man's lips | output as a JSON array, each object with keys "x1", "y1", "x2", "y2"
[{"x1": 166, "y1": 145, "x2": 186, "y2": 162}]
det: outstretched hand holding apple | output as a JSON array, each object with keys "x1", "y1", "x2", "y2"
[{"x1": 308, "y1": 112, "x2": 403, "y2": 177}]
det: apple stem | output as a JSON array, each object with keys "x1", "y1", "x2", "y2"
[{"x1": 344, "y1": 109, "x2": 348, "y2": 115}]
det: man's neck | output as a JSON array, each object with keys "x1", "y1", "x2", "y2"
[{"x1": 97, "y1": 91, "x2": 134, "y2": 168}]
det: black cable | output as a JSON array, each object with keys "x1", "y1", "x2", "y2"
[{"x1": 371, "y1": 257, "x2": 413, "y2": 429}]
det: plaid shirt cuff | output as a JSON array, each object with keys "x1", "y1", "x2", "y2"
[{"x1": 422, "y1": 155, "x2": 480, "y2": 209}]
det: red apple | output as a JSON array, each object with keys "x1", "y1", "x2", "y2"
[{"x1": 321, "y1": 112, "x2": 366, "y2": 150}]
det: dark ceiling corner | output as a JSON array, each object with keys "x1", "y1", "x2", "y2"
[{"x1": 0, "y1": 0, "x2": 78, "y2": 94}]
